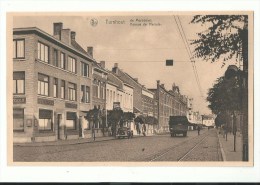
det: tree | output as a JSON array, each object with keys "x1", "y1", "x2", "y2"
[
  {"x1": 191, "y1": 15, "x2": 249, "y2": 161},
  {"x1": 121, "y1": 112, "x2": 135, "y2": 127},
  {"x1": 107, "y1": 109, "x2": 123, "y2": 137},
  {"x1": 190, "y1": 15, "x2": 248, "y2": 69},
  {"x1": 207, "y1": 76, "x2": 240, "y2": 115}
]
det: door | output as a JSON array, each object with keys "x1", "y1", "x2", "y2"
[{"x1": 57, "y1": 114, "x2": 61, "y2": 140}]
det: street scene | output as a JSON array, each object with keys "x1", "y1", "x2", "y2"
[
  {"x1": 11, "y1": 13, "x2": 251, "y2": 163},
  {"x1": 14, "y1": 129, "x2": 224, "y2": 162}
]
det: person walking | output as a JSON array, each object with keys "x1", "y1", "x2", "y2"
[
  {"x1": 142, "y1": 124, "x2": 147, "y2": 136},
  {"x1": 197, "y1": 126, "x2": 200, "y2": 135}
]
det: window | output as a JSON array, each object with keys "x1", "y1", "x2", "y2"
[
  {"x1": 39, "y1": 109, "x2": 53, "y2": 131},
  {"x1": 13, "y1": 72, "x2": 25, "y2": 94},
  {"x1": 61, "y1": 80, "x2": 65, "y2": 99},
  {"x1": 68, "y1": 82, "x2": 76, "y2": 101},
  {"x1": 81, "y1": 85, "x2": 90, "y2": 103},
  {"x1": 93, "y1": 79, "x2": 98, "y2": 98},
  {"x1": 13, "y1": 108, "x2": 24, "y2": 131},
  {"x1": 86, "y1": 86, "x2": 90, "y2": 103},
  {"x1": 13, "y1": 39, "x2": 25, "y2": 59},
  {"x1": 53, "y1": 49, "x2": 58, "y2": 67},
  {"x1": 37, "y1": 42, "x2": 49, "y2": 63},
  {"x1": 81, "y1": 62, "x2": 89, "y2": 77},
  {"x1": 66, "y1": 112, "x2": 77, "y2": 129},
  {"x1": 38, "y1": 73, "x2": 49, "y2": 96},
  {"x1": 53, "y1": 78, "x2": 58, "y2": 98},
  {"x1": 60, "y1": 53, "x2": 65, "y2": 69},
  {"x1": 68, "y1": 56, "x2": 76, "y2": 73},
  {"x1": 97, "y1": 81, "x2": 101, "y2": 98}
]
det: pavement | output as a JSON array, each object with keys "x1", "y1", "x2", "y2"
[
  {"x1": 14, "y1": 129, "x2": 243, "y2": 162},
  {"x1": 217, "y1": 128, "x2": 243, "y2": 161},
  {"x1": 13, "y1": 134, "x2": 146, "y2": 147}
]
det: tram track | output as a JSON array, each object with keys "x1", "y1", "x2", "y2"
[{"x1": 147, "y1": 132, "x2": 209, "y2": 162}]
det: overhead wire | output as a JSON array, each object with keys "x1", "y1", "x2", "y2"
[{"x1": 174, "y1": 15, "x2": 204, "y2": 98}]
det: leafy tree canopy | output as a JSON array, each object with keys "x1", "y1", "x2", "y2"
[
  {"x1": 191, "y1": 15, "x2": 248, "y2": 67},
  {"x1": 207, "y1": 76, "x2": 240, "y2": 115}
]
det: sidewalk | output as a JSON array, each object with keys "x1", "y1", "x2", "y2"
[
  {"x1": 14, "y1": 134, "x2": 145, "y2": 147},
  {"x1": 14, "y1": 136, "x2": 117, "y2": 147},
  {"x1": 217, "y1": 129, "x2": 243, "y2": 161}
]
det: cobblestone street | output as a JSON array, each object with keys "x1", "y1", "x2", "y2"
[{"x1": 13, "y1": 129, "x2": 222, "y2": 162}]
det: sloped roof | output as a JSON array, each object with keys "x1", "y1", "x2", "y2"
[{"x1": 71, "y1": 40, "x2": 92, "y2": 58}]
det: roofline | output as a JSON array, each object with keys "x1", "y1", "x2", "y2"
[
  {"x1": 107, "y1": 81, "x2": 119, "y2": 87},
  {"x1": 123, "y1": 72, "x2": 143, "y2": 88},
  {"x1": 142, "y1": 88, "x2": 155, "y2": 95},
  {"x1": 13, "y1": 27, "x2": 95, "y2": 62},
  {"x1": 123, "y1": 83, "x2": 134, "y2": 89}
]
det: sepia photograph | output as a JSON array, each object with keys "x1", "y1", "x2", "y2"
[
  {"x1": 0, "y1": 0, "x2": 259, "y2": 182},
  {"x1": 8, "y1": 12, "x2": 254, "y2": 165}
]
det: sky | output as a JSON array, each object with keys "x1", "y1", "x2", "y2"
[{"x1": 13, "y1": 13, "x2": 237, "y2": 115}]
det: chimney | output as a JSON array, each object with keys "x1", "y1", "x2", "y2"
[
  {"x1": 134, "y1": 78, "x2": 138, "y2": 82},
  {"x1": 87, "y1": 47, "x2": 93, "y2": 58},
  {"x1": 100, "y1": 61, "x2": 105, "y2": 68},
  {"x1": 112, "y1": 63, "x2": 119, "y2": 74},
  {"x1": 71, "y1": 31, "x2": 76, "y2": 40},
  {"x1": 53, "y1": 22, "x2": 63, "y2": 40},
  {"x1": 157, "y1": 80, "x2": 160, "y2": 85},
  {"x1": 61, "y1": 29, "x2": 71, "y2": 45}
]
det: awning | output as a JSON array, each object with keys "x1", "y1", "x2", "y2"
[
  {"x1": 146, "y1": 116, "x2": 158, "y2": 125},
  {"x1": 134, "y1": 115, "x2": 146, "y2": 124},
  {"x1": 133, "y1": 107, "x2": 142, "y2": 113}
]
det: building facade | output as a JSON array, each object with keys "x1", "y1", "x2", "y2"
[
  {"x1": 111, "y1": 63, "x2": 157, "y2": 134},
  {"x1": 91, "y1": 60, "x2": 107, "y2": 111},
  {"x1": 149, "y1": 81, "x2": 189, "y2": 132},
  {"x1": 202, "y1": 114, "x2": 216, "y2": 127},
  {"x1": 106, "y1": 71, "x2": 134, "y2": 113},
  {"x1": 13, "y1": 23, "x2": 95, "y2": 143}
]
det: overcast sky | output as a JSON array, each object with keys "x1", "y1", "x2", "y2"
[{"x1": 13, "y1": 13, "x2": 237, "y2": 115}]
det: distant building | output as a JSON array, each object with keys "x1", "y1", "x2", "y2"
[
  {"x1": 149, "y1": 81, "x2": 189, "y2": 132},
  {"x1": 202, "y1": 114, "x2": 215, "y2": 127}
]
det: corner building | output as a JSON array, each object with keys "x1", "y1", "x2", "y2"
[{"x1": 13, "y1": 23, "x2": 94, "y2": 143}]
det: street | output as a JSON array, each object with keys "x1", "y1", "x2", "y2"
[{"x1": 13, "y1": 128, "x2": 222, "y2": 162}]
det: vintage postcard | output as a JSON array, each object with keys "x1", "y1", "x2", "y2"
[{"x1": 7, "y1": 11, "x2": 254, "y2": 166}]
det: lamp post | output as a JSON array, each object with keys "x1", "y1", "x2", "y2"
[{"x1": 225, "y1": 65, "x2": 248, "y2": 161}]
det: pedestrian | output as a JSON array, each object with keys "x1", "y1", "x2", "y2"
[
  {"x1": 142, "y1": 124, "x2": 146, "y2": 136},
  {"x1": 197, "y1": 126, "x2": 200, "y2": 135},
  {"x1": 92, "y1": 124, "x2": 96, "y2": 141}
]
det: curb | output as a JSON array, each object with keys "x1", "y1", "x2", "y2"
[
  {"x1": 14, "y1": 137, "x2": 117, "y2": 147},
  {"x1": 217, "y1": 133, "x2": 227, "y2": 161},
  {"x1": 13, "y1": 135, "x2": 146, "y2": 147}
]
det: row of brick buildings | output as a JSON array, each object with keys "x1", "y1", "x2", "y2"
[{"x1": 12, "y1": 22, "x2": 196, "y2": 143}]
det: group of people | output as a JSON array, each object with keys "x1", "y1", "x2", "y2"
[{"x1": 136, "y1": 122, "x2": 147, "y2": 136}]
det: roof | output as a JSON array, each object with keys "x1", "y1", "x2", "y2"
[
  {"x1": 107, "y1": 72, "x2": 124, "y2": 90},
  {"x1": 113, "y1": 68, "x2": 153, "y2": 94},
  {"x1": 71, "y1": 40, "x2": 92, "y2": 58},
  {"x1": 93, "y1": 61, "x2": 108, "y2": 74},
  {"x1": 14, "y1": 27, "x2": 94, "y2": 62}
]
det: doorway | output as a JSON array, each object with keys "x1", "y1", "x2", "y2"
[{"x1": 57, "y1": 114, "x2": 62, "y2": 140}]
